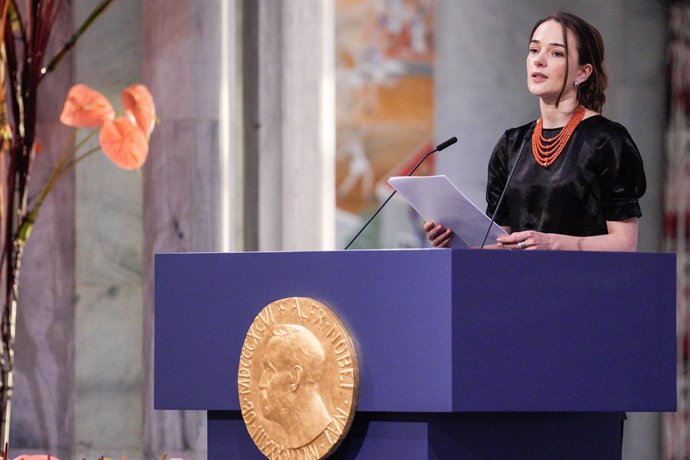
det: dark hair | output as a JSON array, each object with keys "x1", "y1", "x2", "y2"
[{"x1": 530, "y1": 12, "x2": 607, "y2": 113}]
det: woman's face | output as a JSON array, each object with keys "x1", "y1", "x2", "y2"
[{"x1": 526, "y1": 19, "x2": 588, "y2": 103}]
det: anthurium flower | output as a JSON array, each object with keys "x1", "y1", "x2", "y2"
[
  {"x1": 99, "y1": 116, "x2": 149, "y2": 170},
  {"x1": 121, "y1": 84, "x2": 156, "y2": 138},
  {"x1": 59, "y1": 83, "x2": 115, "y2": 128}
]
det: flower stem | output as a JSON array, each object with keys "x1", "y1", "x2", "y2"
[
  {"x1": 63, "y1": 146, "x2": 101, "y2": 171},
  {"x1": 40, "y1": 0, "x2": 117, "y2": 78},
  {"x1": 74, "y1": 129, "x2": 98, "y2": 150},
  {"x1": 13, "y1": 129, "x2": 96, "y2": 245}
]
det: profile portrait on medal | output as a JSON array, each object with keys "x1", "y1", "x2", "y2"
[{"x1": 257, "y1": 323, "x2": 332, "y2": 449}]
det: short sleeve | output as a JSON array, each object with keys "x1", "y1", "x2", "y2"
[
  {"x1": 486, "y1": 130, "x2": 511, "y2": 226},
  {"x1": 597, "y1": 124, "x2": 646, "y2": 221}
]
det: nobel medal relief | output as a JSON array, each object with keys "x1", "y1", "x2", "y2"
[{"x1": 238, "y1": 297, "x2": 360, "y2": 459}]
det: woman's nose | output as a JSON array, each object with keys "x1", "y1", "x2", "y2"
[{"x1": 533, "y1": 52, "x2": 546, "y2": 67}]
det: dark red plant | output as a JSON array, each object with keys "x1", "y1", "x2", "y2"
[{"x1": 0, "y1": 0, "x2": 116, "y2": 448}]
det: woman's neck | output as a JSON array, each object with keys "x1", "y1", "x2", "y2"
[{"x1": 539, "y1": 96, "x2": 580, "y2": 128}]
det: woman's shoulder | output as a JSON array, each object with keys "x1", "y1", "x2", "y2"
[
  {"x1": 490, "y1": 120, "x2": 536, "y2": 157},
  {"x1": 578, "y1": 116, "x2": 644, "y2": 169},
  {"x1": 577, "y1": 115, "x2": 634, "y2": 141},
  {"x1": 493, "y1": 120, "x2": 536, "y2": 151},
  {"x1": 502, "y1": 120, "x2": 536, "y2": 140}
]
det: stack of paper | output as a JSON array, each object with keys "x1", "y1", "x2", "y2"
[{"x1": 388, "y1": 175, "x2": 508, "y2": 248}]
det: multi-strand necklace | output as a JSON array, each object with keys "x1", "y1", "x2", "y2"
[{"x1": 531, "y1": 105, "x2": 585, "y2": 167}]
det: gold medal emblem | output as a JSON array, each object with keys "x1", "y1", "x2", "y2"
[{"x1": 238, "y1": 297, "x2": 359, "y2": 459}]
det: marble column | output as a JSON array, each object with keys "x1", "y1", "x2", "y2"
[
  {"x1": 142, "y1": 1, "x2": 226, "y2": 457},
  {"x1": 142, "y1": 1, "x2": 335, "y2": 457},
  {"x1": 281, "y1": 0, "x2": 335, "y2": 251},
  {"x1": 72, "y1": 0, "x2": 145, "y2": 459},
  {"x1": 245, "y1": 0, "x2": 335, "y2": 252}
]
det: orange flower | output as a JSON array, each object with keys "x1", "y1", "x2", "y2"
[
  {"x1": 59, "y1": 83, "x2": 114, "y2": 128},
  {"x1": 121, "y1": 84, "x2": 155, "y2": 138},
  {"x1": 99, "y1": 116, "x2": 149, "y2": 170}
]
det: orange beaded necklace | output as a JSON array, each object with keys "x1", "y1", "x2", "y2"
[{"x1": 531, "y1": 105, "x2": 585, "y2": 167}]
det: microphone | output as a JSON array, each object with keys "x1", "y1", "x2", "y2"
[
  {"x1": 479, "y1": 137, "x2": 529, "y2": 248},
  {"x1": 344, "y1": 136, "x2": 457, "y2": 250}
]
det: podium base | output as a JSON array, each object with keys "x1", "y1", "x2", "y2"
[{"x1": 208, "y1": 411, "x2": 623, "y2": 459}]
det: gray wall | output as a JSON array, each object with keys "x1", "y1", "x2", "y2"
[{"x1": 435, "y1": 1, "x2": 667, "y2": 458}]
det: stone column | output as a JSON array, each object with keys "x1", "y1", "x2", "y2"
[
  {"x1": 244, "y1": 0, "x2": 335, "y2": 252},
  {"x1": 141, "y1": 0, "x2": 334, "y2": 456},
  {"x1": 142, "y1": 0, "x2": 227, "y2": 457},
  {"x1": 243, "y1": 0, "x2": 283, "y2": 252},
  {"x1": 71, "y1": 0, "x2": 145, "y2": 458},
  {"x1": 280, "y1": 0, "x2": 335, "y2": 251}
]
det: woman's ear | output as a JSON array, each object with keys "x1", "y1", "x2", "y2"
[{"x1": 577, "y1": 63, "x2": 593, "y2": 84}]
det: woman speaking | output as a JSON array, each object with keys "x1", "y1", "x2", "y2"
[{"x1": 425, "y1": 12, "x2": 646, "y2": 251}]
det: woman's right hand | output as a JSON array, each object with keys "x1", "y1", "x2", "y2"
[{"x1": 423, "y1": 220, "x2": 454, "y2": 247}]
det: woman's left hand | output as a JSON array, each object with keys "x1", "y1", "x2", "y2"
[
  {"x1": 496, "y1": 230, "x2": 555, "y2": 250},
  {"x1": 494, "y1": 219, "x2": 638, "y2": 252}
]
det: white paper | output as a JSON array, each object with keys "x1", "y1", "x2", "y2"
[{"x1": 388, "y1": 175, "x2": 508, "y2": 248}]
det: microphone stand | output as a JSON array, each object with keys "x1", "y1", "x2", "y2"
[
  {"x1": 344, "y1": 137, "x2": 457, "y2": 250},
  {"x1": 479, "y1": 138, "x2": 529, "y2": 248}
]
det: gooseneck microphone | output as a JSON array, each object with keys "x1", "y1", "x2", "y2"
[
  {"x1": 344, "y1": 136, "x2": 458, "y2": 250},
  {"x1": 479, "y1": 137, "x2": 529, "y2": 248}
]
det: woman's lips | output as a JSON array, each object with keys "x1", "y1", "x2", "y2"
[{"x1": 531, "y1": 72, "x2": 547, "y2": 82}]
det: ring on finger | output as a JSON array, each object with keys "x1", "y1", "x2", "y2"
[{"x1": 517, "y1": 241, "x2": 526, "y2": 250}]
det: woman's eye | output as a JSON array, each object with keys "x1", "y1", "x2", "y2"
[
  {"x1": 528, "y1": 48, "x2": 538, "y2": 54},
  {"x1": 552, "y1": 51, "x2": 564, "y2": 57}
]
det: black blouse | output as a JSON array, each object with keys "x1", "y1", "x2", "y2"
[{"x1": 486, "y1": 115, "x2": 646, "y2": 236}]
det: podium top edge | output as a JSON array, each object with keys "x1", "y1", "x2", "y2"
[{"x1": 153, "y1": 248, "x2": 676, "y2": 257}]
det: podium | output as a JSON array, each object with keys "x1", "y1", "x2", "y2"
[{"x1": 155, "y1": 249, "x2": 675, "y2": 458}]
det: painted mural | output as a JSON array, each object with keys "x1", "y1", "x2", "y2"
[{"x1": 336, "y1": 0, "x2": 435, "y2": 248}]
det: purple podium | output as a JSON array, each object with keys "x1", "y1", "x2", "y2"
[{"x1": 154, "y1": 249, "x2": 676, "y2": 459}]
